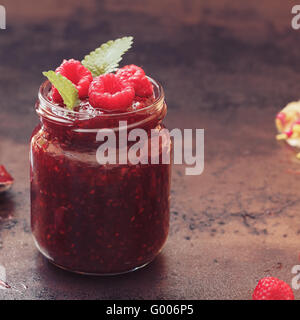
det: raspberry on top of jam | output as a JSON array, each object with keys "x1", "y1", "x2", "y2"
[
  {"x1": 116, "y1": 64, "x2": 154, "y2": 98},
  {"x1": 48, "y1": 62, "x2": 155, "y2": 113},
  {"x1": 51, "y1": 59, "x2": 93, "y2": 104},
  {"x1": 88, "y1": 73, "x2": 135, "y2": 111}
]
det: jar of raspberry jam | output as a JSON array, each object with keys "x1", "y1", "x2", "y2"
[{"x1": 30, "y1": 78, "x2": 171, "y2": 275}]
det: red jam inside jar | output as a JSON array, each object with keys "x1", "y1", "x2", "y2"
[{"x1": 30, "y1": 78, "x2": 171, "y2": 275}]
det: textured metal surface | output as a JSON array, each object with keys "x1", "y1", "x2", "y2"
[{"x1": 0, "y1": 0, "x2": 300, "y2": 299}]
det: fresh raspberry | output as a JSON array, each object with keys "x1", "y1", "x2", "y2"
[
  {"x1": 51, "y1": 59, "x2": 93, "y2": 103},
  {"x1": 252, "y1": 277, "x2": 294, "y2": 300},
  {"x1": 116, "y1": 65, "x2": 154, "y2": 97},
  {"x1": 88, "y1": 73, "x2": 135, "y2": 111}
]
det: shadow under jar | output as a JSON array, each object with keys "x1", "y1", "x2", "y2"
[{"x1": 30, "y1": 78, "x2": 171, "y2": 275}]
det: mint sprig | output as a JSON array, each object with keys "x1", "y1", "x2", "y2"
[
  {"x1": 82, "y1": 36, "x2": 133, "y2": 77},
  {"x1": 43, "y1": 71, "x2": 79, "y2": 110}
]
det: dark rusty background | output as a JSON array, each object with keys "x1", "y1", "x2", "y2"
[{"x1": 0, "y1": 0, "x2": 300, "y2": 299}]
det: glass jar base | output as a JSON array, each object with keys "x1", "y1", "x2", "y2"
[
  {"x1": 34, "y1": 237, "x2": 159, "y2": 276},
  {"x1": 48, "y1": 259, "x2": 154, "y2": 276}
]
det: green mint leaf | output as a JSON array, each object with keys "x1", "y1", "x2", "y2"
[
  {"x1": 43, "y1": 71, "x2": 79, "y2": 110},
  {"x1": 82, "y1": 36, "x2": 133, "y2": 77}
]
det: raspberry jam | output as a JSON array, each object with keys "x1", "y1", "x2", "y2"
[{"x1": 30, "y1": 79, "x2": 171, "y2": 275}]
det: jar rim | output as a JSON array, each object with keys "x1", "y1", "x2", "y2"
[{"x1": 37, "y1": 76, "x2": 165, "y2": 124}]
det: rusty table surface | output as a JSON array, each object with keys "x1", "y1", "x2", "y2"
[{"x1": 0, "y1": 0, "x2": 300, "y2": 300}]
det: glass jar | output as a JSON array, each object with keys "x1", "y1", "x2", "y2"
[{"x1": 30, "y1": 78, "x2": 171, "y2": 275}]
